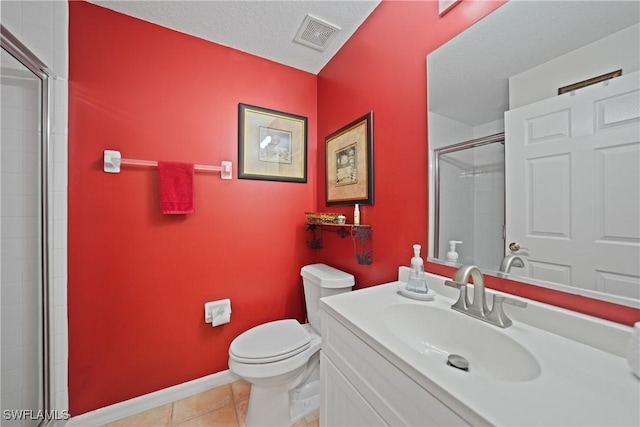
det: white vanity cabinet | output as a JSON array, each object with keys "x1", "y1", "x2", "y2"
[
  {"x1": 320, "y1": 311, "x2": 470, "y2": 427},
  {"x1": 319, "y1": 275, "x2": 640, "y2": 427}
]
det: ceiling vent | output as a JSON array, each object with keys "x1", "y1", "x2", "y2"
[{"x1": 293, "y1": 14, "x2": 341, "y2": 51}]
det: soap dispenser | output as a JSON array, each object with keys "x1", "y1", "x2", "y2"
[
  {"x1": 446, "y1": 240, "x2": 463, "y2": 264},
  {"x1": 407, "y1": 244, "x2": 428, "y2": 293},
  {"x1": 410, "y1": 244, "x2": 424, "y2": 272}
]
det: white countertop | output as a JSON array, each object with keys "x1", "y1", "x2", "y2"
[{"x1": 320, "y1": 272, "x2": 640, "y2": 426}]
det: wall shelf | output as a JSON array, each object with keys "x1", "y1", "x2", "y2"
[{"x1": 305, "y1": 223, "x2": 373, "y2": 265}]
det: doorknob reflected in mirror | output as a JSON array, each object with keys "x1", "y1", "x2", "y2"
[{"x1": 509, "y1": 242, "x2": 529, "y2": 252}]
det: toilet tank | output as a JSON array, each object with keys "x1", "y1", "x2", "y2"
[{"x1": 300, "y1": 263, "x2": 354, "y2": 333}]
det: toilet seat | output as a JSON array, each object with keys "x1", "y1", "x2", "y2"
[{"x1": 230, "y1": 319, "x2": 311, "y2": 364}]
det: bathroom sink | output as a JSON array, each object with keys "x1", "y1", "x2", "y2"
[
  {"x1": 381, "y1": 303, "x2": 541, "y2": 382},
  {"x1": 321, "y1": 275, "x2": 640, "y2": 426}
]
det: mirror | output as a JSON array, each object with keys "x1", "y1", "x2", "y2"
[{"x1": 427, "y1": 0, "x2": 640, "y2": 308}]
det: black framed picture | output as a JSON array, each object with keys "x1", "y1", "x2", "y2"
[
  {"x1": 325, "y1": 112, "x2": 374, "y2": 205},
  {"x1": 238, "y1": 103, "x2": 307, "y2": 183}
]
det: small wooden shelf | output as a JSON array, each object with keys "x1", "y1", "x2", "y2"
[
  {"x1": 305, "y1": 222, "x2": 373, "y2": 265},
  {"x1": 308, "y1": 223, "x2": 372, "y2": 228}
]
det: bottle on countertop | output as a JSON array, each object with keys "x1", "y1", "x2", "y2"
[
  {"x1": 446, "y1": 240, "x2": 463, "y2": 264},
  {"x1": 410, "y1": 244, "x2": 424, "y2": 272},
  {"x1": 407, "y1": 244, "x2": 428, "y2": 293}
]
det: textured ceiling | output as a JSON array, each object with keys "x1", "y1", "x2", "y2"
[
  {"x1": 89, "y1": 0, "x2": 381, "y2": 74},
  {"x1": 86, "y1": 1, "x2": 638, "y2": 125},
  {"x1": 428, "y1": 0, "x2": 640, "y2": 127}
]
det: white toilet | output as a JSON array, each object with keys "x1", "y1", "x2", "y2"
[{"x1": 228, "y1": 263, "x2": 354, "y2": 427}]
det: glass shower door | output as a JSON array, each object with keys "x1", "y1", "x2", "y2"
[
  {"x1": 1, "y1": 45, "x2": 46, "y2": 427},
  {"x1": 433, "y1": 134, "x2": 505, "y2": 271}
]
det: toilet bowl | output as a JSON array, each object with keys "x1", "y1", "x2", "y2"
[{"x1": 228, "y1": 264, "x2": 354, "y2": 427}]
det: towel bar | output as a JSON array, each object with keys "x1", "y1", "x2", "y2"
[{"x1": 103, "y1": 150, "x2": 232, "y2": 180}]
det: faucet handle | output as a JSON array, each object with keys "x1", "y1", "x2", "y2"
[
  {"x1": 445, "y1": 280, "x2": 466, "y2": 289},
  {"x1": 486, "y1": 294, "x2": 527, "y2": 328},
  {"x1": 495, "y1": 295, "x2": 527, "y2": 308}
]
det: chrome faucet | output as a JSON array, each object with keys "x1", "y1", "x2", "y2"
[
  {"x1": 450, "y1": 265, "x2": 488, "y2": 318},
  {"x1": 445, "y1": 265, "x2": 527, "y2": 328},
  {"x1": 499, "y1": 255, "x2": 525, "y2": 273}
]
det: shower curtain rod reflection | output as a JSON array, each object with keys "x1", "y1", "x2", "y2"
[{"x1": 103, "y1": 149, "x2": 233, "y2": 179}]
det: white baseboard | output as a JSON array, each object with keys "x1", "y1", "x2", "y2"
[{"x1": 65, "y1": 370, "x2": 239, "y2": 427}]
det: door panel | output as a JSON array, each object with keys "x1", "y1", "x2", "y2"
[{"x1": 505, "y1": 72, "x2": 640, "y2": 299}]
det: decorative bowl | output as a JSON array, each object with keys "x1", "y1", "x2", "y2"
[{"x1": 305, "y1": 212, "x2": 342, "y2": 224}]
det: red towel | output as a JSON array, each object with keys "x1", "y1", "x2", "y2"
[{"x1": 158, "y1": 161, "x2": 195, "y2": 214}]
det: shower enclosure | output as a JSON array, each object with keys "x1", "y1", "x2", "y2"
[
  {"x1": 433, "y1": 133, "x2": 505, "y2": 270},
  {"x1": 1, "y1": 25, "x2": 52, "y2": 426}
]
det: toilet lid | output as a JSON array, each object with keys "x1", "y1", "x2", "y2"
[{"x1": 229, "y1": 319, "x2": 311, "y2": 364}]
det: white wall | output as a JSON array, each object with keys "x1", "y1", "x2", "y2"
[
  {"x1": 509, "y1": 24, "x2": 640, "y2": 109},
  {"x1": 473, "y1": 118, "x2": 504, "y2": 139},
  {"x1": 427, "y1": 112, "x2": 473, "y2": 150},
  {"x1": 1, "y1": 0, "x2": 69, "y2": 416}
]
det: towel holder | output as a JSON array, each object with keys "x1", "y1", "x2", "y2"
[{"x1": 103, "y1": 150, "x2": 232, "y2": 180}]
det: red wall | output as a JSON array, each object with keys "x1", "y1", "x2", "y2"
[
  {"x1": 68, "y1": 1, "x2": 317, "y2": 415},
  {"x1": 68, "y1": 0, "x2": 640, "y2": 416},
  {"x1": 316, "y1": 0, "x2": 640, "y2": 326},
  {"x1": 316, "y1": 0, "x2": 507, "y2": 285}
]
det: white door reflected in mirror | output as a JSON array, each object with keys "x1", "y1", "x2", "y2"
[{"x1": 505, "y1": 72, "x2": 639, "y2": 301}]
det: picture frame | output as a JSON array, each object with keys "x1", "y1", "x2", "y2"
[
  {"x1": 238, "y1": 103, "x2": 307, "y2": 182},
  {"x1": 325, "y1": 112, "x2": 374, "y2": 206}
]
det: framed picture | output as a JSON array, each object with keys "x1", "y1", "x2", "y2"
[
  {"x1": 325, "y1": 112, "x2": 374, "y2": 206},
  {"x1": 238, "y1": 103, "x2": 307, "y2": 182}
]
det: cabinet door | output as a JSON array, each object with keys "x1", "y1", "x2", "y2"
[
  {"x1": 320, "y1": 352, "x2": 386, "y2": 427},
  {"x1": 322, "y1": 312, "x2": 471, "y2": 426}
]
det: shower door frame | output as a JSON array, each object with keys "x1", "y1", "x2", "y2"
[
  {"x1": 1, "y1": 24, "x2": 53, "y2": 419},
  {"x1": 432, "y1": 132, "x2": 505, "y2": 261}
]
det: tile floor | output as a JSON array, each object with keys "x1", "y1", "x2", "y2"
[{"x1": 102, "y1": 380, "x2": 319, "y2": 427}]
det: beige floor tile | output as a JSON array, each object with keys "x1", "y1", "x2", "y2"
[
  {"x1": 304, "y1": 410, "x2": 319, "y2": 425},
  {"x1": 291, "y1": 409, "x2": 319, "y2": 427},
  {"x1": 102, "y1": 403, "x2": 172, "y2": 427},
  {"x1": 234, "y1": 399, "x2": 248, "y2": 427},
  {"x1": 171, "y1": 385, "x2": 234, "y2": 424},
  {"x1": 230, "y1": 380, "x2": 251, "y2": 402},
  {"x1": 173, "y1": 404, "x2": 238, "y2": 427},
  {"x1": 101, "y1": 381, "x2": 267, "y2": 427}
]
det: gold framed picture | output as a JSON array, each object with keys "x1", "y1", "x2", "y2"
[
  {"x1": 238, "y1": 103, "x2": 307, "y2": 183},
  {"x1": 325, "y1": 112, "x2": 374, "y2": 205}
]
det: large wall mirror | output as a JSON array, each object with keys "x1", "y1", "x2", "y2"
[{"x1": 427, "y1": 0, "x2": 640, "y2": 309}]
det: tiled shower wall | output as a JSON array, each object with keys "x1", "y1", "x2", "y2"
[
  {"x1": 1, "y1": 0, "x2": 69, "y2": 415},
  {"x1": 1, "y1": 47, "x2": 43, "y2": 425}
]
